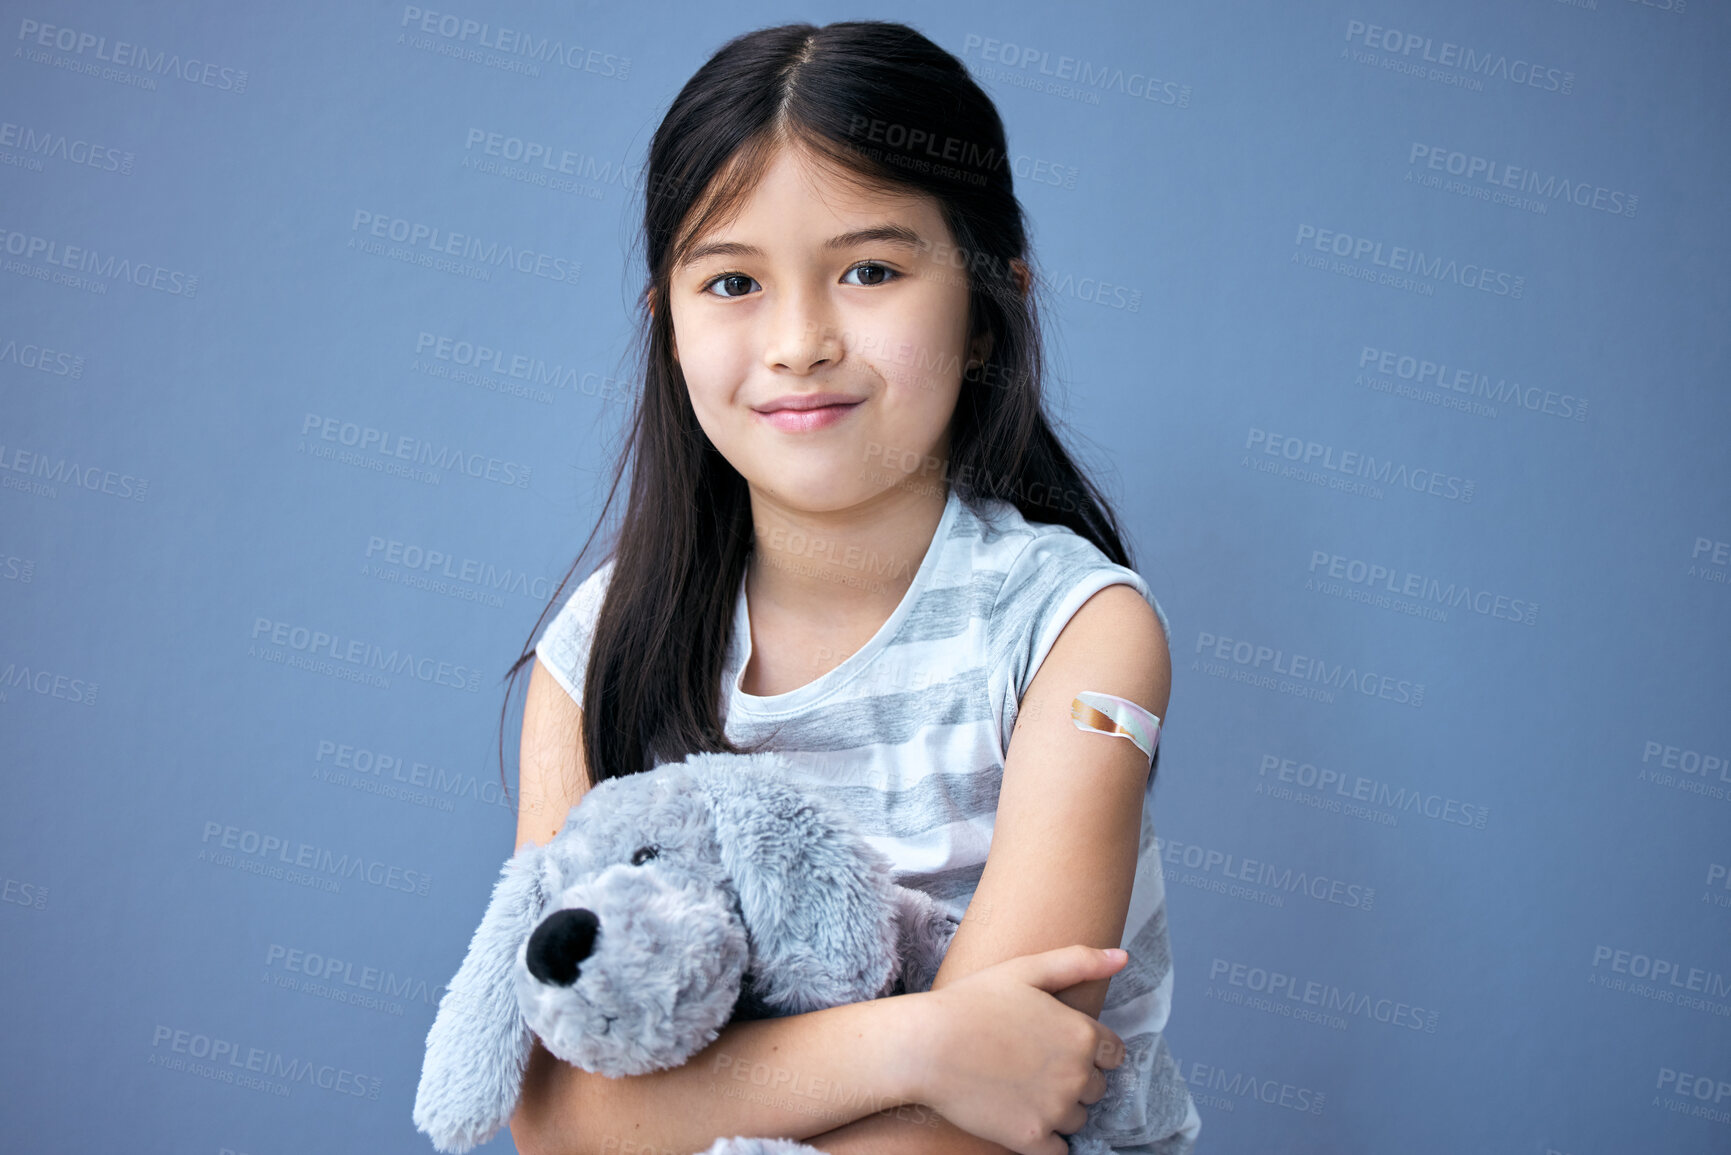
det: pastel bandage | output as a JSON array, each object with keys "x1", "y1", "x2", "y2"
[{"x1": 1070, "y1": 691, "x2": 1162, "y2": 762}]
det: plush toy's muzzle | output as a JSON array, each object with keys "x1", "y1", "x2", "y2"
[
  {"x1": 524, "y1": 907, "x2": 597, "y2": 987},
  {"x1": 516, "y1": 859, "x2": 750, "y2": 1078}
]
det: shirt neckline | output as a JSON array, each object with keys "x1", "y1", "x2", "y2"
[{"x1": 726, "y1": 484, "x2": 960, "y2": 717}]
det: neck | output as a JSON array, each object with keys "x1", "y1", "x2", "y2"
[{"x1": 745, "y1": 477, "x2": 948, "y2": 623}]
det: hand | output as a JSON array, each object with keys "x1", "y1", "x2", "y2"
[{"x1": 915, "y1": 945, "x2": 1128, "y2": 1155}]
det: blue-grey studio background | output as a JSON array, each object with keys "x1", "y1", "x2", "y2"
[{"x1": 2, "y1": 1, "x2": 1727, "y2": 1152}]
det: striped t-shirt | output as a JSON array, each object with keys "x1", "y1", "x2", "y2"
[{"x1": 534, "y1": 483, "x2": 1201, "y2": 1153}]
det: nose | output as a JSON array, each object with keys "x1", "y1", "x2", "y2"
[
  {"x1": 764, "y1": 294, "x2": 842, "y2": 374},
  {"x1": 526, "y1": 907, "x2": 600, "y2": 986}
]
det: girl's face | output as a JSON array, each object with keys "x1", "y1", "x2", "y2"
[{"x1": 666, "y1": 145, "x2": 983, "y2": 514}]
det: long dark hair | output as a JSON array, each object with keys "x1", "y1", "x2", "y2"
[{"x1": 495, "y1": 19, "x2": 1147, "y2": 798}]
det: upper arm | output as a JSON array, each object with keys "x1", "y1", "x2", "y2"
[
  {"x1": 511, "y1": 660, "x2": 593, "y2": 1155},
  {"x1": 930, "y1": 582, "x2": 1171, "y2": 1018},
  {"x1": 515, "y1": 656, "x2": 592, "y2": 854}
]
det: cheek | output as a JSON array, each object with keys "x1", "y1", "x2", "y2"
[
  {"x1": 676, "y1": 333, "x2": 754, "y2": 426},
  {"x1": 865, "y1": 306, "x2": 967, "y2": 398}
]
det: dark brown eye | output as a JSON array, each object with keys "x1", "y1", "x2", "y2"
[
  {"x1": 845, "y1": 262, "x2": 896, "y2": 287},
  {"x1": 630, "y1": 844, "x2": 659, "y2": 865}
]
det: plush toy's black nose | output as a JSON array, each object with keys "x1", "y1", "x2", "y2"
[{"x1": 526, "y1": 908, "x2": 599, "y2": 986}]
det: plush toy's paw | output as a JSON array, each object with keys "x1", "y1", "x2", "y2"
[
  {"x1": 890, "y1": 885, "x2": 961, "y2": 995},
  {"x1": 699, "y1": 1137, "x2": 827, "y2": 1155}
]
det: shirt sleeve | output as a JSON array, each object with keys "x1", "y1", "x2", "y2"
[
  {"x1": 988, "y1": 528, "x2": 1172, "y2": 749},
  {"x1": 532, "y1": 558, "x2": 616, "y2": 705},
  {"x1": 1069, "y1": 1093, "x2": 1201, "y2": 1155},
  {"x1": 1067, "y1": 839, "x2": 1203, "y2": 1153}
]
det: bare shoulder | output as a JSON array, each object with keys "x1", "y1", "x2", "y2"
[
  {"x1": 1035, "y1": 582, "x2": 1171, "y2": 719},
  {"x1": 516, "y1": 657, "x2": 591, "y2": 853}
]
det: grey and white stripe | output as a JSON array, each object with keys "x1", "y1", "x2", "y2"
[{"x1": 536, "y1": 484, "x2": 1199, "y2": 1152}]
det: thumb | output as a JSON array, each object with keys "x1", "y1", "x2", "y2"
[{"x1": 1012, "y1": 945, "x2": 1129, "y2": 994}]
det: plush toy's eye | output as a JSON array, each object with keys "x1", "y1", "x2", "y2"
[{"x1": 630, "y1": 844, "x2": 659, "y2": 865}]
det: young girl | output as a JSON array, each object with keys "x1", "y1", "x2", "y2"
[{"x1": 500, "y1": 20, "x2": 1200, "y2": 1155}]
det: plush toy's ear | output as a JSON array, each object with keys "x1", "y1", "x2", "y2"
[
  {"x1": 413, "y1": 840, "x2": 549, "y2": 1154},
  {"x1": 694, "y1": 761, "x2": 901, "y2": 1014}
]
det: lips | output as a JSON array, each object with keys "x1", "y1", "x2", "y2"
[
  {"x1": 752, "y1": 393, "x2": 865, "y2": 414},
  {"x1": 754, "y1": 398, "x2": 863, "y2": 432}
]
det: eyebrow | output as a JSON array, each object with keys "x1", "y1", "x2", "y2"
[{"x1": 678, "y1": 223, "x2": 928, "y2": 269}]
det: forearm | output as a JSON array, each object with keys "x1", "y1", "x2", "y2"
[
  {"x1": 798, "y1": 976, "x2": 1105, "y2": 1155},
  {"x1": 793, "y1": 950, "x2": 1107, "y2": 1155},
  {"x1": 805, "y1": 1104, "x2": 1016, "y2": 1155},
  {"x1": 512, "y1": 992, "x2": 932, "y2": 1155}
]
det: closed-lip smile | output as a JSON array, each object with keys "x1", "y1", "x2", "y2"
[{"x1": 752, "y1": 392, "x2": 865, "y2": 414}]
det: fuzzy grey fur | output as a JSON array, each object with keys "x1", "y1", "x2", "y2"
[{"x1": 412, "y1": 750, "x2": 958, "y2": 1154}]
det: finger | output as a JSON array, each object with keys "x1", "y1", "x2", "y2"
[
  {"x1": 1091, "y1": 1024, "x2": 1126, "y2": 1068},
  {"x1": 1080, "y1": 1066, "x2": 1109, "y2": 1106},
  {"x1": 1015, "y1": 945, "x2": 1129, "y2": 994},
  {"x1": 1025, "y1": 1133, "x2": 1068, "y2": 1155},
  {"x1": 1054, "y1": 1099, "x2": 1090, "y2": 1135}
]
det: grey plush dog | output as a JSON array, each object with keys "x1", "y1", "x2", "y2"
[{"x1": 412, "y1": 750, "x2": 959, "y2": 1154}]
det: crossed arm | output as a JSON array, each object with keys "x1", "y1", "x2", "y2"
[
  {"x1": 804, "y1": 583, "x2": 1171, "y2": 1155},
  {"x1": 508, "y1": 582, "x2": 1170, "y2": 1155}
]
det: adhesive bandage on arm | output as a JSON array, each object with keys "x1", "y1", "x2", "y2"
[{"x1": 1070, "y1": 691, "x2": 1162, "y2": 763}]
